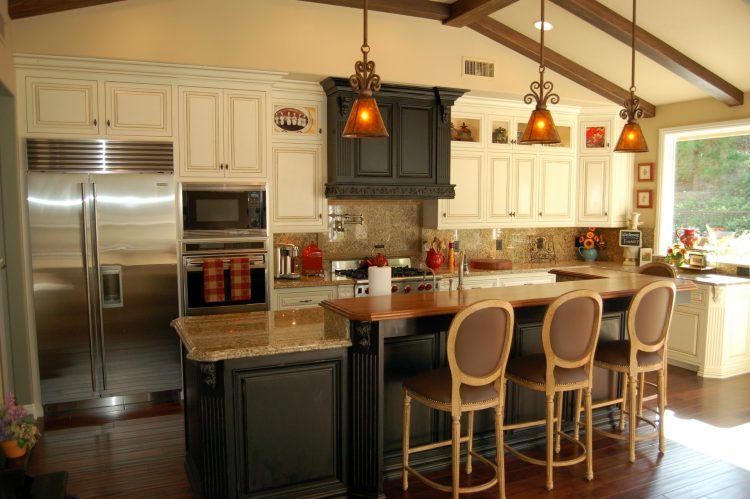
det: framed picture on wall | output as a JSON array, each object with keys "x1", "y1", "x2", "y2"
[
  {"x1": 637, "y1": 162, "x2": 655, "y2": 182},
  {"x1": 639, "y1": 247, "x2": 653, "y2": 265},
  {"x1": 273, "y1": 104, "x2": 318, "y2": 136},
  {"x1": 636, "y1": 189, "x2": 654, "y2": 208}
]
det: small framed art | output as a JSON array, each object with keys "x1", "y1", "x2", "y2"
[
  {"x1": 637, "y1": 162, "x2": 655, "y2": 182},
  {"x1": 639, "y1": 247, "x2": 653, "y2": 265},
  {"x1": 636, "y1": 189, "x2": 653, "y2": 208}
]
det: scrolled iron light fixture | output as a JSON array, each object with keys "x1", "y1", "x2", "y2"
[
  {"x1": 342, "y1": 0, "x2": 388, "y2": 138},
  {"x1": 520, "y1": 0, "x2": 561, "y2": 145},
  {"x1": 614, "y1": 0, "x2": 648, "y2": 153}
]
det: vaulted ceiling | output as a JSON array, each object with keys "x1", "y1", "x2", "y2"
[{"x1": 8, "y1": 0, "x2": 750, "y2": 111}]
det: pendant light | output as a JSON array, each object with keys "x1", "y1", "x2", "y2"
[
  {"x1": 614, "y1": 0, "x2": 648, "y2": 152},
  {"x1": 342, "y1": 0, "x2": 388, "y2": 138},
  {"x1": 519, "y1": 0, "x2": 561, "y2": 145}
]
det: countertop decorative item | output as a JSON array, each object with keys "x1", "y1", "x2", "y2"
[
  {"x1": 577, "y1": 227, "x2": 606, "y2": 262},
  {"x1": 425, "y1": 237, "x2": 446, "y2": 271},
  {"x1": 665, "y1": 242, "x2": 688, "y2": 267},
  {"x1": 0, "y1": 392, "x2": 41, "y2": 458},
  {"x1": 676, "y1": 227, "x2": 699, "y2": 249}
]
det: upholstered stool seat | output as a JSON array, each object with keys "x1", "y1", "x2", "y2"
[
  {"x1": 402, "y1": 300, "x2": 515, "y2": 499},
  {"x1": 507, "y1": 354, "x2": 588, "y2": 389},
  {"x1": 595, "y1": 341, "x2": 663, "y2": 371},
  {"x1": 404, "y1": 368, "x2": 500, "y2": 410}
]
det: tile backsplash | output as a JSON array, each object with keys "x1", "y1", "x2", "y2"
[{"x1": 274, "y1": 200, "x2": 654, "y2": 267}]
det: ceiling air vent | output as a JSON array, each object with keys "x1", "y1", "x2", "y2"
[{"x1": 462, "y1": 57, "x2": 495, "y2": 78}]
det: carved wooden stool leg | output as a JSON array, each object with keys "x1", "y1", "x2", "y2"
[
  {"x1": 619, "y1": 374, "x2": 627, "y2": 432},
  {"x1": 555, "y1": 393, "x2": 563, "y2": 453},
  {"x1": 546, "y1": 394, "x2": 554, "y2": 490},
  {"x1": 466, "y1": 411, "x2": 475, "y2": 474},
  {"x1": 628, "y1": 373, "x2": 638, "y2": 463},
  {"x1": 637, "y1": 372, "x2": 646, "y2": 417},
  {"x1": 658, "y1": 369, "x2": 666, "y2": 454},
  {"x1": 452, "y1": 415, "x2": 461, "y2": 499},
  {"x1": 402, "y1": 390, "x2": 411, "y2": 491},
  {"x1": 574, "y1": 388, "x2": 582, "y2": 441},
  {"x1": 495, "y1": 405, "x2": 505, "y2": 499},
  {"x1": 585, "y1": 387, "x2": 594, "y2": 481}
]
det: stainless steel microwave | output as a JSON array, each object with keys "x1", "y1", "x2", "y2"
[{"x1": 181, "y1": 183, "x2": 267, "y2": 239}]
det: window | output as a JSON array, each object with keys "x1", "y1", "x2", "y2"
[{"x1": 656, "y1": 119, "x2": 750, "y2": 264}]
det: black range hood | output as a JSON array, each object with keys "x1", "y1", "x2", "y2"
[{"x1": 321, "y1": 77, "x2": 467, "y2": 199}]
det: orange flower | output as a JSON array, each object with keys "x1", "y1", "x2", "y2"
[
  {"x1": 586, "y1": 231, "x2": 595, "y2": 239},
  {"x1": 583, "y1": 239, "x2": 595, "y2": 249},
  {"x1": 579, "y1": 236, "x2": 585, "y2": 243}
]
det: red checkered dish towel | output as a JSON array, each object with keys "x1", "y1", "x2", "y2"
[
  {"x1": 203, "y1": 258, "x2": 225, "y2": 303},
  {"x1": 230, "y1": 257, "x2": 252, "y2": 301}
]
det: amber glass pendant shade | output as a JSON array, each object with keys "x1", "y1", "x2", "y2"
[
  {"x1": 342, "y1": 96, "x2": 388, "y2": 138},
  {"x1": 519, "y1": 108, "x2": 560, "y2": 144},
  {"x1": 614, "y1": 121, "x2": 648, "y2": 153}
]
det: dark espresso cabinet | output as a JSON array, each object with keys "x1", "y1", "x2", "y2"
[
  {"x1": 183, "y1": 348, "x2": 348, "y2": 499},
  {"x1": 321, "y1": 77, "x2": 466, "y2": 199}
]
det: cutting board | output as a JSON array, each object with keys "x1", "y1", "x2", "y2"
[{"x1": 469, "y1": 259, "x2": 512, "y2": 270}]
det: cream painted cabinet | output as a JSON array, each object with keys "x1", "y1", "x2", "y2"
[
  {"x1": 575, "y1": 151, "x2": 632, "y2": 227},
  {"x1": 271, "y1": 143, "x2": 325, "y2": 231},
  {"x1": 179, "y1": 87, "x2": 223, "y2": 176},
  {"x1": 104, "y1": 82, "x2": 172, "y2": 137},
  {"x1": 179, "y1": 86, "x2": 266, "y2": 178},
  {"x1": 25, "y1": 76, "x2": 99, "y2": 134},
  {"x1": 578, "y1": 156, "x2": 609, "y2": 223},
  {"x1": 538, "y1": 155, "x2": 575, "y2": 224},
  {"x1": 439, "y1": 151, "x2": 485, "y2": 227},
  {"x1": 511, "y1": 154, "x2": 537, "y2": 223},
  {"x1": 486, "y1": 154, "x2": 512, "y2": 222}
]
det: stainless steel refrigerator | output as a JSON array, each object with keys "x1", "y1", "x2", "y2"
[{"x1": 27, "y1": 139, "x2": 181, "y2": 408}]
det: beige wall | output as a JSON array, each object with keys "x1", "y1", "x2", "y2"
[
  {"x1": 9, "y1": 0, "x2": 608, "y2": 106},
  {"x1": 0, "y1": 0, "x2": 14, "y2": 94},
  {"x1": 633, "y1": 92, "x2": 750, "y2": 229}
]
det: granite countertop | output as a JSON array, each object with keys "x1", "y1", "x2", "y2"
[
  {"x1": 171, "y1": 308, "x2": 351, "y2": 362},
  {"x1": 274, "y1": 272, "x2": 355, "y2": 289}
]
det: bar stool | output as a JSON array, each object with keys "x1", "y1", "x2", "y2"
[
  {"x1": 635, "y1": 263, "x2": 676, "y2": 415},
  {"x1": 504, "y1": 290, "x2": 603, "y2": 491},
  {"x1": 402, "y1": 300, "x2": 514, "y2": 499},
  {"x1": 587, "y1": 280, "x2": 676, "y2": 462}
]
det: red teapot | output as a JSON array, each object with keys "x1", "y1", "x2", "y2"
[
  {"x1": 676, "y1": 228, "x2": 699, "y2": 249},
  {"x1": 425, "y1": 249, "x2": 445, "y2": 271}
]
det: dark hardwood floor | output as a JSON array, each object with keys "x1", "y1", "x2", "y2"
[{"x1": 27, "y1": 366, "x2": 750, "y2": 498}]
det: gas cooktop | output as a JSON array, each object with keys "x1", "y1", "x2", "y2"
[
  {"x1": 330, "y1": 257, "x2": 437, "y2": 296},
  {"x1": 335, "y1": 266, "x2": 425, "y2": 281}
]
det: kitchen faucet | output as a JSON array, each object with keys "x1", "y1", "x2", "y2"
[
  {"x1": 458, "y1": 251, "x2": 466, "y2": 290},
  {"x1": 422, "y1": 267, "x2": 437, "y2": 292}
]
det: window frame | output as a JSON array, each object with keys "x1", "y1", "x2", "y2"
[{"x1": 656, "y1": 117, "x2": 750, "y2": 260}]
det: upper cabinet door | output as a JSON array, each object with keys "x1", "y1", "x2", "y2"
[
  {"x1": 397, "y1": 102, "x2": 435, "y2": 183},
  {"x1": 578, "y1": 156, "x2": 609, "y2": 223},
  {"x1": 271, "y1": 143, "x2": 325, "y2": 231},
  {"x1": 486, "y1": 154, "x2": 512, "y2": 223},
  {"x1": 579, "y1": 119, "x2": 612, "y2": 154},
  {"x1": 26, "y1": 77, "x2": 99, "y2": 134},
  {"x1": 540, "y1": 119, "x2": 575, "y2": 154},
  {"x1": 538, "y1": 156, "x2": 575, "y2": 223},
  {"x1": 441, "y1": 152, "x2": 484, "y2": 226},
  {"x1": 224, "y1": 90, "x2": 265, "y2": 177},
  {"x1": 511, "y1": 154, "x2": 536, "y2": 222},
  {"x1": 104, "y1": 82, "x2": 172, "y2": 137},
  {"x1": 179, "y1": 87, "x2": 223, "y2": 177}
]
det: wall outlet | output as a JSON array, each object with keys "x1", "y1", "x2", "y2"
[
  {"x1": 738, "y1": 266, "x2": 749, "y2": 277},
  {"x1": 496, "y1": 239, "x2": 503, "y2": 251}
]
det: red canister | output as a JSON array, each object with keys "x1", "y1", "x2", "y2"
[{"x1": 301, "y1": 242, "x2": 324, "y2": 275}]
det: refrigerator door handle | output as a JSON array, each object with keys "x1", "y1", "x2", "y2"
[
  {"x1": 91, "y1": 182, "x2": 108, "y2": 391},
  {"x1": 80, "y1": 182, "x2": 98, "y2": 393}
]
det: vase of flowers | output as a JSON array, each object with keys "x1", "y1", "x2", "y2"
[
  {"x1": 664, "y1": 243, "x2": 687, "y2": 267},
  {"x1": 0, "y1": 392, "x2": 41, "y2": 458},
  {"x1": 577, "y1": 228, "x2": 606, "y2": 262}
]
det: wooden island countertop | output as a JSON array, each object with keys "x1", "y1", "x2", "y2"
[{"x1": 320, "y1": 266, "x2": 697, "y2": 322}]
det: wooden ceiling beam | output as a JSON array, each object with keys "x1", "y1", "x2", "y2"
[
  {"x1": 8, "y1": 0, "x2": 125, "y2": 19},
  {"x1": 443, "y1": 0, "x2": 520, "y2": 28},
  {"x1": 297, "y1": 0, "x2": 450, "y2": 21},
  {"x1": 550, "y1": 0, "x2": 743, "y2": 106},
  {"x1": 470, "y1": 17, "x2": 655, "y2": 117},
  {"x1": 301, "y1": 0, "x2": 655, "y2": 116}
]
